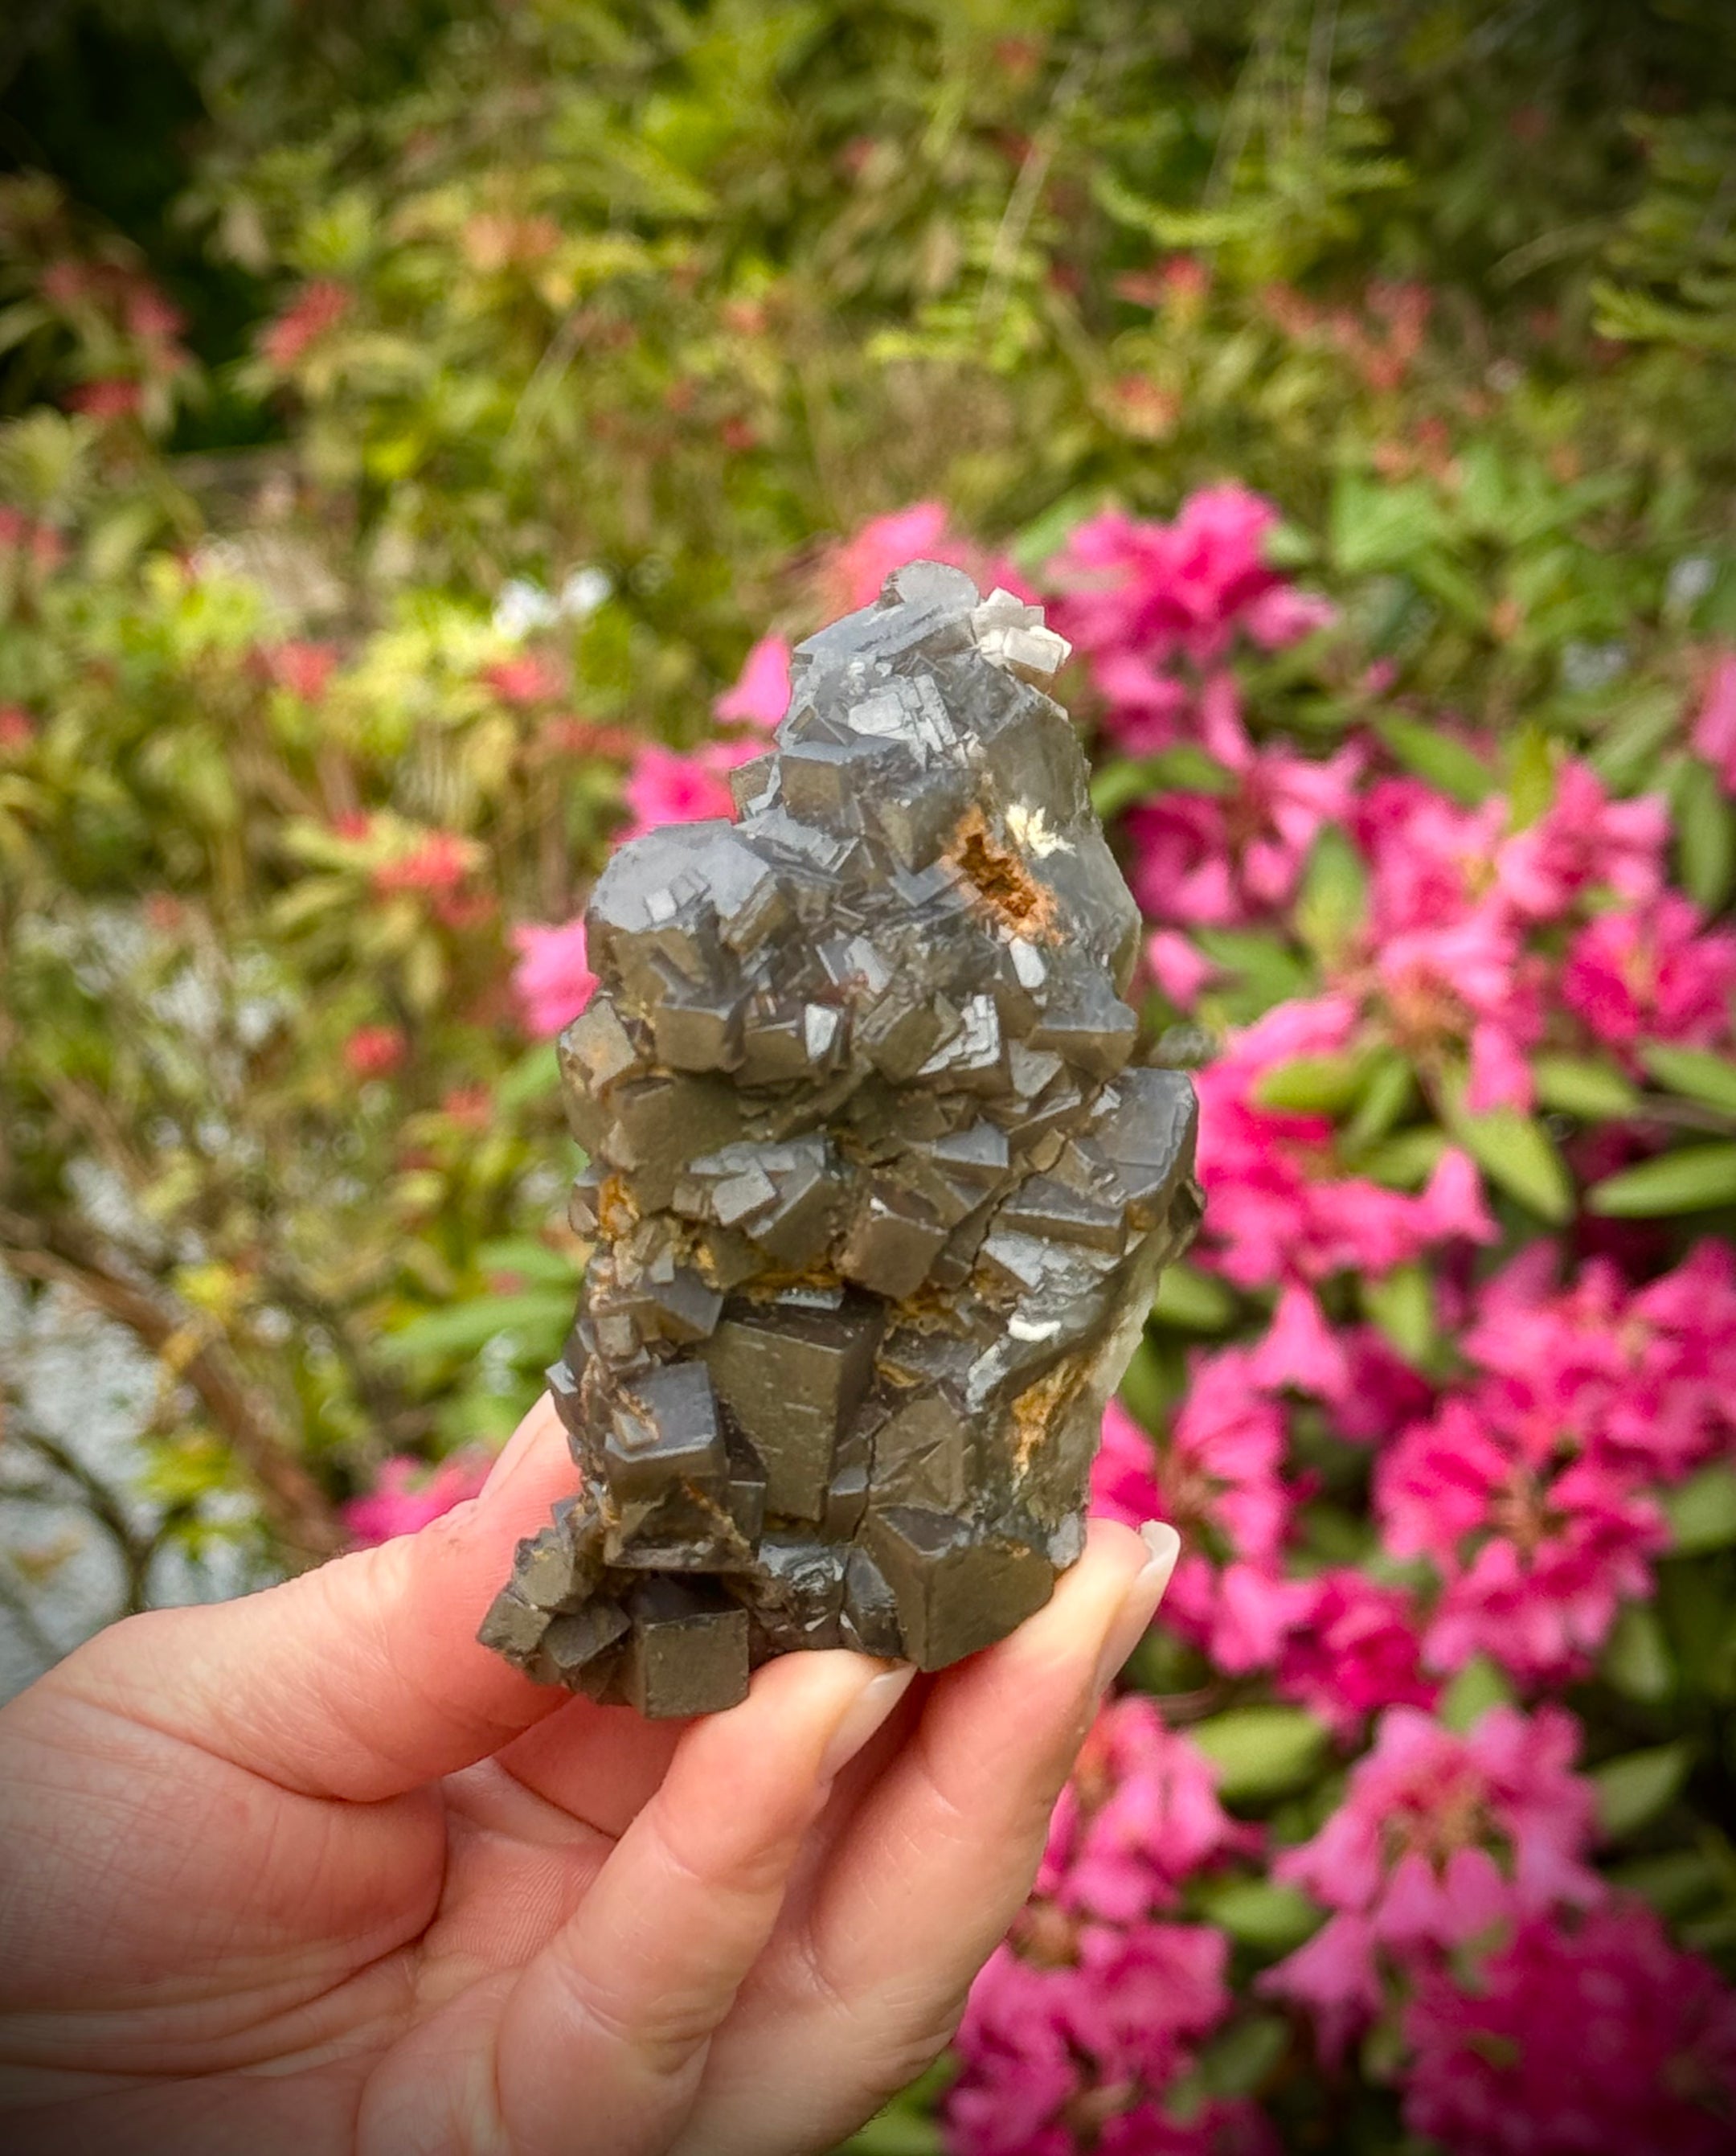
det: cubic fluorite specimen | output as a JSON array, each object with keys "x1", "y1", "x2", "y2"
[{"x1": 480, "y1": 563, "x2": 1202, "y2": 1715}]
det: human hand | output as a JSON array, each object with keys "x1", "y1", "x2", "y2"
[{"x1": 0, "y1": 1394, "x2": 1178, "y2": 2156}]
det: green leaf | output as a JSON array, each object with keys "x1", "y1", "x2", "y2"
[
  {"x1": 834, "y1": 2116, "x2": 943, "y2": 2156},
  {"x1": 1192, "y1": 929, "x2": 1315, "y2": 1014},
  {"x1": 1592, "y1": 1742, "x2": 1693, "y2": 1840},
  {"x1": 1339, "y1": 1055, "x2": 1416, "y2": 1151},
  {"x1": 1675, "y1": 757, "x2": 1736, "y2": 910},
  {"x1": 834, "y1": 2056, "x2": 953, "y2": 2154},
  {"x1": 1193, "y1": 2013, "x2": 1292, "y2": 2100},
  {"x1": 1090, "y1": 744, "x2": 1234, "y2": 818},
  {"x1": 1532, "y1": 1055, "x2": 1641, "y2": 1120},
  {"x1": 1661, "y1": 1463, "x2": 1736, "y2": 1555},
  {"x1": 1505, "y1": 720, "x2": 1558, "y2": 829},
  {"x1": 1588, "y1": 688, "x2": 1680, "y2": 793},
  {"x1": 382, "y1": 1289, "x2": 577, "y2": 1362},
  {"x1": 1358, "y1": 1126, "x2": 1447, "y2": 1190},
  {"x1": 1013, "y1": 488, "x2": 1108, "y2": 574},
  {"x1": 1293, "y1": 826, "x2": 1367, "y2": 966},
  {"x1": 1639, "y1": 1043, "x2": 1736, "y2": 1117},
  {"x1": 1189, "y1": 1707, "x2": 1330, "y2": 1804},
  {"x1": 1439, "y1": 1654, "x2": 1515, "y2": 1732},
  {"x1": 1254, "y1": 1053, "x2": 1372, "y2": 1115},
  {"x1": 1151, "y1": 1262, "x2": 1239, "y2": 1331},
  {"x1": 1600, "y1": 1601, "x2": 1675, "y2": 1703},
  {"x1": 1361, "y1": 1262, "x2": 1436, "y2": 1366},
  {"x1": 1330, "y1": 472, "x2": 1447, "y2": 574},
  {"x1": 1587, "y1": 1143, "x2": 1736, "y2": 1215},
  {"x1": 475, "y1": 1236, "x2": 579, "y2": 1285},
  {"x1": 1374, "y1": 714, "x2": 1495, "y2": 805},
  {"x1": 1194, "y1": 1880, "x2": 1325, "y2": 1957},
  {"x1": 1607, "y1": 1850, "x2": 1724, "y2": 1922},
  {"x1": 1452, "y1": 1104, "x2": 1573, "y2": 1222},
  {"x1": 496, "y1": 1039, "x2": 561, "y2": 1109}
]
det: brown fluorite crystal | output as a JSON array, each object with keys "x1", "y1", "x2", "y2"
[{"x1": 480, "y1": 563, "x2": 1202, "y2": 1714}]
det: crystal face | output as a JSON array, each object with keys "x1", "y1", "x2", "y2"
[{"x1": 480, "y1": 562, "x2": 1202, "y2": 1715}]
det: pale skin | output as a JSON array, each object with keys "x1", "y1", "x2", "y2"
[{"x1": 0, "y1": 1393, "x2": 1178, "y2": 2156}]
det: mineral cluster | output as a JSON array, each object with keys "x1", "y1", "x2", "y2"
[{"x1": 480, "y1": 562, "x2": 1202, "y2": 1715}]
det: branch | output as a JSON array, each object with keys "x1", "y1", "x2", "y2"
[
  {"x1": 11, "y1": 1424, "x2": 158, "y2": 1614},
  {"x1": 0, "y1": 1207, "x2": 343, "y2": 1566}
]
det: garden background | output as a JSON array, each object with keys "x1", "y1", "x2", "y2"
[{"x1": 5, "y1": 2, "x2": 1736, "y2": 2149}]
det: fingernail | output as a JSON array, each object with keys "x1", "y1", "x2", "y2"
[
  {"x1": 819, "y1": 1663, "x2": 917, "y2": 1781},
  {"x1": 1092, "y1": 1521, "x2": 1181, "y2": 1696}
]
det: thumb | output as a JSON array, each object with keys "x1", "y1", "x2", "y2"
[{"x1": 47, "y1": 1394, "x2": 583, "y2": 1799}]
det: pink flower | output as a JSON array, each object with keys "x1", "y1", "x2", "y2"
[
  {"x1": 944, "y1": 1677, "x2": 1267, "y2": 2155},
  {"x1": 1415, "y1": 1145, "x2": 1501, "y2": 1246},
  {"x1": 1693, "y1": 651, "x2": 1736, "y2": 793},
  {"x1": 1463, "y1": 1240, "x2": 1736, "y2": 1483},
  {"x1": 1062, "y1": 1920, "x2": 1234, "y2": 2084},
  {"x1": 714, "y1": 634, "x2": 792, "y2": 728},
  {"x1": 1050, "y1": 488, "x2": 1333, "y2": 746},
  {"x1": 65, "y1": 377, "x2": 143, "y2": 421},
  {"x1": 947, "y1": 1908, "x2": 1279, "y2": 2156},
  {"x1": 1058, "y1": 488, "x2": 1333, "y2": 669},
  {"x1": 1266, "y1": 1703, "x2": 1603, "y2": 2056},
  {"x1": 1563, "y1": 892, "x2": 1736, "y2": 1051},
  {"x1": 343, "y1": 1024, "x2": 407, "y2": 1080},
  {"x1": 1125, "y1": 674, "x2": 1361, "y2": 927},
  {"x1": 1161, "y1": 1358, "x2": 1292, "y2": 1572},
  {"x1": 829, "y1": 502, "x2": 949, "y2": 609},
  {"x1": 0, "y1": 704, "x2": 35, "y2": 752},
  {"x1": 372, "y1": 830, "x2": 477, "y2": 898},
  {"x1": 510, "y1": 916, "x2": 597, "y2": 1037},
  {"x1": 1276, "y1": 1571, "x2": 1437, "y2": 1735},
  {"x1": 123, "y1": 281, "x2": 186, "y2": 345},
  {"x1": 1401, "y1": 1904, "x2": 1736, "y2": 2156},
  {"x1": 1352, "y1": 777, "x2": 1544, "y2": 1109},
  {"x1": 1144, "y1": 928, "x2": 1219, "y2": 1006},
  {"x1": 1090, "y1": 1397, "x2": 1167, "y2": 1531},
  {"x1": 484, "y1": 653, "x2": 564, "y2": 705},
  {"x1": 1093, "y1": 1365, "x2": 1304, "y2": 1674},
  {"x1": 1377, "y1": 1388, "x2": 1667, "y2": 1684},
  {"x1": 1193, "y1": 997, "x2": 1497, "y2": 1293},
  {"x1": 344, "y1": 1453, "x2": 489, "y2": 1545},
  {"x1": 261, "y1": 639, "x2": 340, "y2": 703},
  {"x1": 822, "y1": 505, "x2": 1035, "y2": 617},
  {"x1": 0, "y1": 507, "x2": 65, "y2": 575},
  {"x1": 1495, "y1": 762, "x2": 1666, "y2": 923},
  {"x1": 620, "y1": 743, "x2": 743, "y2": 838},
  {"x1": 261, "y1": 278, "x2": 352, "y2": 371},
  {"x1": 1329, "y1": 1326, "x2": 1436, "y2": 1445},
  {"x1": 1247, "y1": 1281, "x2": 1350, "y2": 1399},
  {"x1": 1037, "y1": 1696, "x2": 1259, "y2": 1923}
]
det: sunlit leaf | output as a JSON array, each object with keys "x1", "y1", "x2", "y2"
[
  {"x1": 1592, "y1": 1742, "x2": 1693, "y2": 1840},
  {"x1": 1189, "y1": 1708, "x2": 1329, "y2": 1804},
  {"x1": 1588, "y1": 1143, "x2": 1736, "y2": 1215},
  {"x1": 1639, "y1": 1043, "x2": 1736, "y2": 1117}
]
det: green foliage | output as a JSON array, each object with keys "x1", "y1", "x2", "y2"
[{"x1": 1188, "y1": 1707, "x2": 1330, "y2": 1804}]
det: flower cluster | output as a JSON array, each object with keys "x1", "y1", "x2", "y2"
[
  {"x1": 1264, "y1": 1703, "x2": 1602, "y2": 2052},
  {"x1": 1050, "y1": 488, "x2": 1333, "y2": 751},
  {"x1": 1401, "y1": 1904, "x2": 1736, "y2": 2156},
  {"x1": 948, "y1": 1696, "x2": 1273, "y2": 2156},
  {"x1": 1034, "y1": 493, "x2": 1736, "y2": 2146}
]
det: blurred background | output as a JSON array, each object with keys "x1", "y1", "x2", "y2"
[{"x1": 4, "y1": 4, "x2": 1736, "y2": 2150}]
